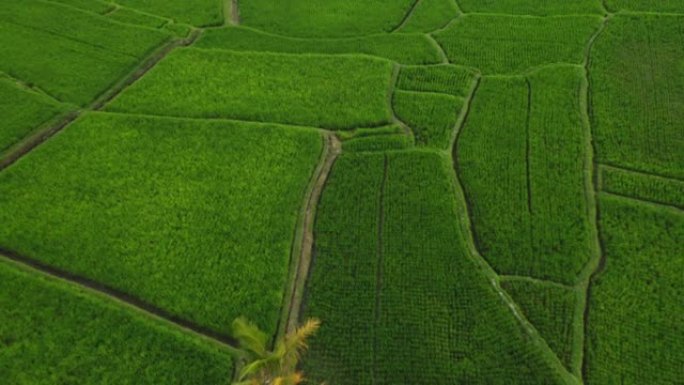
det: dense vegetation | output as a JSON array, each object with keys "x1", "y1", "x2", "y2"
[
  {"x1": 458, "y1": 0, "x2": 604, "y2": 15},
  {"x1": 586, "y1": 196, "x2": 683, "y2": 384},
  {"x1": 107, "y1": 48, "x2": 393, "y2": 129},
  {"x1": 196, "y1": 27, "x2": 442, "y2": 64},
  {"x1": 600, "y1": 166, "x2": 684, "y2": 209},
  {"x1": 0, "y1": 112, "x2": 322, "y2": 335},
  {"x1": 396, "y1": 0, "x2": 460, "y2": 33},
  {"x1": 0, "y1": 260, "x2": 233, "y2": 384},
  {"x1": 457, "y1": 67, "x2": 594, "y2": 285}
]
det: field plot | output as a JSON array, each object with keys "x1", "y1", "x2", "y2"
[
  {"x1": 115, "y1": 0, "x2": 223, "y2": 27},
  {"x1": 458, "y1": 0, "x2": 604, "y2": 15},
  {"x1": 195, "y1": 27, "x2": 442, "y2": 64},
  {"x1": 500, "y1": 278, "x2": 577, "y2": 370},
  {"x1": 586, "y1": 195, "x2": 683, "y2": 384},
  {"x1": 0, "y1": 0, "x2": 170, "y2": 106},
  {"x1": 0, "y1": 112, "x2": 322, "y2": 336},
  {"x1": 239, "y1": 0, "x2": 415, "y2": 37},
  {"x1": 392, "y1": 90, "x2": 463, "y2": 149},
  {"x1": 457, "y1": 66, "x2": 594, "y2": 285},
  {"x1": 434, "y1": 15, "x2": 602, "y2": 74},
  {"x1": 0, "y1": 260, "x2": 232, "y2": 385},
  {"x1": 604, "y1": 0, "x2": 684, "y2": 13},
  {"x1": 106, "y1": 48, "x2": 393, "y2": 129},
  {"x1": 600, "y1": 165, "x2": 684, "y2": 209},
  {"x1": 106, "y1": 7, "x2": 170, "y2": 29},
  {"x1": 396, "y1": 0, "x2": 460, "y2": 33},
  {"x1": 397, "y1": 65, "x2": 478, "y2": 97},
  {"x1": 304, "y1": 150, "x2": 571, "y2": 385},
  {"x1": 0, "y1": 77, "x2": 71, "y2": 154},
  {"x1": 49, "y1": 0, "x2": 113, "y2": 13},
  {"x1": 590, "y1": 15, "x2": 684, "y2": 179}
]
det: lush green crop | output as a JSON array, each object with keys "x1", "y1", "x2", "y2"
[
  {"x1": 397, "y1": 0, "x2": 460, "y2": 33},
  {"x1": 392, "y1": 90, "x2": 462, "y2": 149},
  {"x1": 107, "y1": 48, "x2": 393, "y2": 129},
  {"x1": 604, "y1": 0, "x2": 684, "y2": 12},
  {"x1": 0, "y1": 0, "x2": 170, "y2": 105},
  {"x1": 458, "y1": 0, "x2": 604, "y2": 15},
  {"x1": 397, "y1": 64, "x2": 478, "y2": 97},
  {"x1": 501, "y1": 278, "x2": 577, "y2": 370},
  {"x1": 115, "y1": 0, "x2": 223, "y2": 27},
  {"x1": 0, "y1": 260, "x2": 233, "y2": 384},
  {"x1": 434, "y1": 15, "x2": 602, "y2": 74},
  {"x1": 586, "y1": 195, "x2": 683, "y2": 384},
  {"x1": 600, "y1": 166, "x2": 684, "y2": 209},
  {"x1": 343, "y1": 134, "x2": 414, "y2": 152},
  {"x1": 0, "y1": 78, "x2": 71, "y2": 154},
  {"x1": 49, "y1": 0, "x2": 113, "y2": 13},
  {"x1": 457, "y1": 66, "x2": 594, "y2": 285},
  {"x1": 240, "y1": 0, "x2": 415, "y2": 37},
  {"x1": 590, "y1": 15, "x2": 684, "y2": 179},
  {"x1": 0, "y1": 112, "x2": 322, "y2": 336},
  {"x1": 195, "y1": 26, "x2": 442, "y2": 64},
  {"x1": 304, "y1": 150, "x2": 571, "y2": 384},
  {"x1": 107, "y1": 7, "x2": 169, "y2": 29}
]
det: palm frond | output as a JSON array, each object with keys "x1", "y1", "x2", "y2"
[{"x1": 232, "y1": 316, "x2": 269, "y2": 358}]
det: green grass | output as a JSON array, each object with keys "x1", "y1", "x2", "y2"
[
  {"x1": 0, "y1": 260, "x2": 233, "y2": 385},
  {"x1": 397, "y1": 64, "x2": 478, "y2": 97},
  {"x1": 48, "y1": 0, "x2": 113, "y2": 13},
  {"x1": 106, "y1": 48, "x2": 393, "y2": 129},
  {"x1": 0, "y1": 78, "x2": 71, "y2": 154},
  {"x1": 600, "y1": 166, "x2": 684, "y2": 209},
  {"x1": 304, "y1": 150, "x2": 571, "y2": 384},
  {"x1": 392, "y1": 90, "x2": 463, "y2": 149},
  {"x1": 343, "y1": 134, "x2": 414, "y2": 152},
  {"x1": 115, "y1": 0, "x2": 223, "y2": 27},
  {"x1": 239, "y1": 0, "x2": 415, "y2": 37},
  {"x1": 605, "y1": 0, "x2": 684, "y2": 12},
  {"x1": 107, "y1": 7, "x2": 169, "y2": 29},
  {"x1": 586, "y1": 195, "x2": 684, "y2": 385},
  {"x1": 195, "y1": 26, "x2": 442, "y2": 64},
  {"x1": 434, "y1": 15, "x2": 602, "y2": 74},
  {"x1": 0, "y1": 112, "x2": 322, "y2": 336},
  {"x1": 458, "y1": 0, "x2": 604, "y2": 15},
  {"x1": 501, "y1": 278, "x2": 577, "y2": 370},
  {"x1": 397, "y1": 0, "x2": 460, "y2": 33},
  {"x1": 590, "y1": 15, "x2": 684, "y2": 179},
  {"x1": 0, "y1": 0, "x2": 170, "y2": 105},
  {"x1": 457, "y1": 67, "x2": 594, "y2": 285}
]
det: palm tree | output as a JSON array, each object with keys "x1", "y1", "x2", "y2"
[{"x1": 231, "y1": 317, "x2": 322, "y2": 385}]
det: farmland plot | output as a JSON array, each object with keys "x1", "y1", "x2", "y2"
[
  {"x1": 600, "y1": 165, "x2": 684, "y2": 209},
  {"x1": 397, "y1": 65, "x2": 479, "y2": 97},
  {"x1": 604, "y1": 0, "x2": 684, "y2": 13},
  {"x1": 0, "y1": 260, "x2": 233, "y2": 385},
  {"x1": 304, "y1": 150, "x2": 571, "y2": 385},
  {"x1": 392, "y1": 90, "x2": 463, "y2": 149},
  {"x1": 396, "y1": 0, "x2": 460, "y2": 33},
  {"x1": 590, "y1": 15, "x2": 684, "y2": 179},
  {"x1": 0, "y1": 78, "x2": 71, "y2": 155},
  {"x1": 434, "y1": 15, "x2": 602, "y2": 74},
  {"x1": 195, "y1": 27, "x2": 442, "y2": 64},
  {"x1": 458, "y1": 0, "x2": 604, "y2": 16},
  {"x1": 0, "y1": 0, "x2": 170, "y2": 105},
  {"x1": 115, "y1": 0, "x2": 223, "y2": 27},
  {"x1": 0, "y1": 112, "x2": 322, "y2": 336},
  {"x1": 457, "y1": 66, "x2": 594, "y2": 285},
  {"x1": 106, "y1": 49, "x2": 393, "y2": 129},
  {"x1": 239, "y1": 0, "x2": 416, "y2": 37},
  {"x1": 586, "y1": 195, "x2": 684, "y2": 384}
]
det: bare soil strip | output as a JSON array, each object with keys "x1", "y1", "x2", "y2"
[
  {"x1": 0, "y1": 248, "x2": 239, "y2": 349},
  {"x1": 231, "y1": 0, "x2": 240, "y2": 25},
  {"x1": 282, "y1": 133, "x2": 342, "y2": 335}
]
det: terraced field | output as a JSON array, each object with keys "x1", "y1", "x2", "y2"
[{"x1": 1, "y1": 1, "x2": 681, "y2": 384}]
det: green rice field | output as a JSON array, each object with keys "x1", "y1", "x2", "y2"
[{"x1": 1, "y1": 1, "x2": 681, "y2": 384}]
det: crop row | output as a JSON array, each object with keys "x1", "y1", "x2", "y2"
[
  {"x1": 396, "y1": 0, "x2": 459, "y2": 33},
  {"x1": 457, "y1": 66, "x2": 594, "y2": 285},
  {"x1": 600, "y1": 165, "x2": 684, "y2": 209},
  {"x1": 303, "y1": 150, "x2": 570, "y2": 384},
  {"x1": 106, "y1": 48, "x2": 394, "y2": 130},
  {"x1": 458, "y1": 0, "x2": 604, "y2": 16},
  {"x1": 0, "y1": 112, "x2": 323, "y2": 336},
  {"x1": 392, "y1": 90, "x2": 462, "y2": 149},
  {"x1": 0, "y1": 259, "x2": 233, "y2": 384}
]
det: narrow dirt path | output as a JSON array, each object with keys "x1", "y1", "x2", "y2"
[
  {"x1": 0, "y1": 249, "x2": 239, "y2": 350},
  {"x1": 231, "y1": 0, "x2": 240, "y2": 25},
  {"x1": 281, "y1": 133, "x2": 342, "y2": 335}
]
